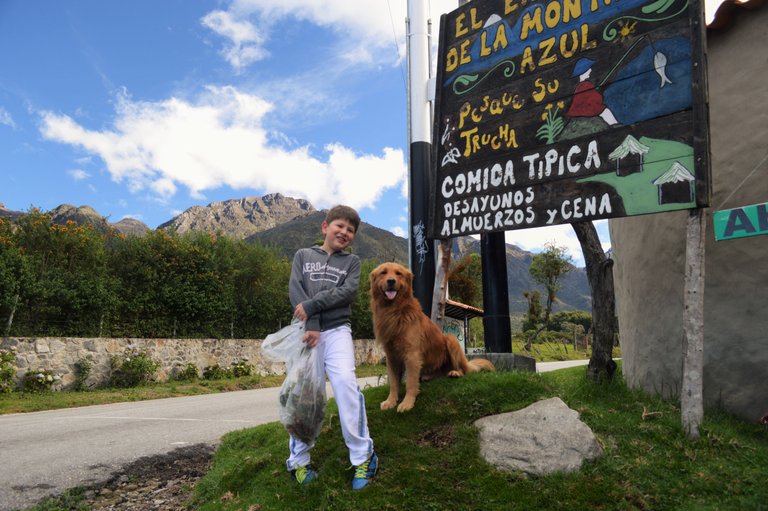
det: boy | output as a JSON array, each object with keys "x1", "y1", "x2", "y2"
[{"x1": 287, "y1": 205, "x2": 378, "y2": 490}]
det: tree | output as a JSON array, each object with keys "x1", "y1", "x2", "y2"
[
  {"x1": 528, "y1": 242, "x2": 572, "y2": 326},
  {"x1": 447, "y1": 253, "x2": 482, "y2": 308},
  {"x1": 350, "y1": 259, "x2": 378, "y2": 339},
  {"x1": 521, "y1": 289, "x2": 543, "y2": 332},
  {"x1": 549, "y1": 310, "x2": 592, "y2": 333},
  {"x1": 230, "y1": 239, "x2": 292, "y2": 338},
  {"x1": 572, "y1": 221, "x2": 617, "y2": 381},
  {"x1": 11, "y1": 210, "x2": 114, "y2": 336},
  {"x1": 0, "y1": 218, "x2": 30, "y2": 335}
]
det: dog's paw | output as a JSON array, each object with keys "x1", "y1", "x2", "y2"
[
  {"x1": 397, "y1": 398, "x2": 415, "y2": 412},
  {"x1": 380, "y1": 399, "x2": 398, "y2": 410},
  {"x1": 447, "y1": 370, "x2": 463, "y2": 378}
]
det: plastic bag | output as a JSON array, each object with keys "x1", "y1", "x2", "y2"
[{"x1": 262, "y1": 322, "x2": 326, "y2": 444}]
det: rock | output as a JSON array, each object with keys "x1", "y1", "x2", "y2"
[
  {"x1": 112, "y1": 217, "x2": 150, "y2": 236},
  {"x1": 158, "y1": 193, "x2": 315, "y2": 238},
  {"x1": 474, "y1": 397, "x2": 602, "y2": 476}
]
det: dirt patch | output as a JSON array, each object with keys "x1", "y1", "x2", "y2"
[
  {"x1": 416, "y1": 424, "x2": 457, "y2": 449},
  {"x1": 78, "y1": 444, "x2": 214, "y2": 511}
]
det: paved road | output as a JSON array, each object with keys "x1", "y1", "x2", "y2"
[{"x1": 0, "y1": 361, "x2": 586, "y2": 510}]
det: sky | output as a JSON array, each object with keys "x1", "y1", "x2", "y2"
[{"x1": 0, "y1": 0, "x2": 723, "y2": 266}]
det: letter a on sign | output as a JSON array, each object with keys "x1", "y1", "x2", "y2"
[{"x1": 713, "y1": 202, "x2": 768, "y2": 241}]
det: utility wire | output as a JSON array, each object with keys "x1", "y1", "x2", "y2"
[
  {"x1": 715, "y1": 150, "x2": 768, "y2": 210},
  {"x1": 387, "y1": 0, "x2": 407, "y2": 91}
]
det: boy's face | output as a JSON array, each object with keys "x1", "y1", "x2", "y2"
[{"x1": 321, "y1": 218, "x2": 356, "y2": 253}]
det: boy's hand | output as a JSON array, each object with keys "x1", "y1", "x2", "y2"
[
  {"x1": 294, "y1": 303, "x2": 308, "y2": 321},
  {"x1": 303, "y1": 330, "x2": 320, "y2": 348}
]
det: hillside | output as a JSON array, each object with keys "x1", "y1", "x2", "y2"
[{"x1": 247, "y1": 211, "x2": 409, "y2": 264}]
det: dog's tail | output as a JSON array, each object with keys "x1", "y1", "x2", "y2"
[{"x1": 467, "y1": 357, "x2": 495, "y2": 373}]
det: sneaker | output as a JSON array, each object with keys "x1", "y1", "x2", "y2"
[
  {"x1": 290, "y1": 464, "x2": 318, "y2": 485},
  {"x1": 351, "y1": 452, "x2": 378, "y2": 490}
]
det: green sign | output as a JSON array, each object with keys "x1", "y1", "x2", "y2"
[{"x1": 713, "y1": 202, "x2": 768, "y2": 241}]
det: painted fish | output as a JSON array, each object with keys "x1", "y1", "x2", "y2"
[{"x1": 654, "y1": 51, "x2": 672, "y2": 88}]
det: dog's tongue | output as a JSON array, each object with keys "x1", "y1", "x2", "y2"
[{"x1": 385, "y1": 290, "x2": 397, "y2": 300}]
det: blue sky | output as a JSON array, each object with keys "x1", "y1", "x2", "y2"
[{"x1": 0, "y1": 0, "x2": 722, "y2": 266}]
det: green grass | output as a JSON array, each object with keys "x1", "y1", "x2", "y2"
[
  {"x1": 513, "y1": 340, "x2": 622, "y2": 362},
  {"x1": 1, "y1": 346, "x2": 611, "y2": 415},
  {"x1": 0, "y1": 364, "x2": 387, "y2": 415},
  {"x1": 190, "y1": 366, "x2": 768, "y2": 511}
]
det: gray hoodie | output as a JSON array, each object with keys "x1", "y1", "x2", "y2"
[{"x1": 289, "y1": 246, "x2": 361, "y2": 332}]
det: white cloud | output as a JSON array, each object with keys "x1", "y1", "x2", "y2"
[
  {"x1": 67, "y1": 169, "x2": 90, "y2": 181},
  {"x1": 39, "y1": 86, "x2": 407, "y2": 212},
  {"x1": 201, "y1": 10, "x2": 269, "y2": 71},
  {"x1": 0, "y1": 107, "x2": 17, "y2": 129},
  {"x1": 199, "y1": 0, "x2": 462, "y2": 70},
  {"x1": 504, "y1": 220, "x2": 612, "y2": 267},
  {"x1": 390, "y1": 226, "x2": 406, "y2": 237}
]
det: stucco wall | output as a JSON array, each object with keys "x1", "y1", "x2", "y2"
[
  {"x1": 1, "y1": 337, "x2": 384, "y2": 390},
  {"x1": 609, "y1": 9, "x2": 768, "y2": 422}
]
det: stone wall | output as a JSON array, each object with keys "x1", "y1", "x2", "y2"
[{"x1": 0, "y1": 337, "x2": 385, "y2": 390}]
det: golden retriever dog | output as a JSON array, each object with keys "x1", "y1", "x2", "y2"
[{"x1": 370, "y1": 262, "x2": 495, "y2": 412}]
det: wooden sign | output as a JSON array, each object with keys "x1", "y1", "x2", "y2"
[
  {"x1": 713, "y1": 202, "x2": 768, "y2": 241},
  {"x1": 429, "y1": 0, "x2": 710, "y2": 238}
]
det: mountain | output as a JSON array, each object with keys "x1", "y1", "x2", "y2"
[
  {"x1": 158, "y1": 194, "x2": 314, "y2": 238},
  {"x1": 0, "y1": 203, "x2": 24, "y2": 221},
  {"x1": 447, "y1": 237, "x2": 591, "y2": 314},
  {"x1": 248, "y1": 211, "x2": 409, "y2": 264},
  {"x1": 48, "y1": 204, "x2": 112, "y2": 232},
  {"x1": 112, "y1": 217, "x2": 151, "y2": 236},
  {"x1": 46, "y1": 204, "x2": 151, "y2": 236}
]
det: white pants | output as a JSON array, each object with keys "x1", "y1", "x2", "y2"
[{"x1": 286, "y1": 324, "x2": 374, "y2": 469}]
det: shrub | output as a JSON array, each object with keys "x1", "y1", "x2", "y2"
[
  {"x1": 109, "y1": 348, "x2": 160, "y2": 388},
  {"x1": 203, "y1": 364, "x2": 231, "y2": 380},
  {"x1": 73, "y1": 355, "x2": 94, "y2": 391},
  {"x1": 175, "y1": 362, "x2": 200, "y2": 381},
  {"x1": 23, "y1": 368, "x2": 61, "y2": 392},
  {"x1": 0, "y1": 350, "x2": 16, "y2": 393},
  {"x1": 550, "y1": 310, "x2": 592, "y2": 332},
  {"x1": 230, "y1": 358, "x2": 254, "y2": 377}
]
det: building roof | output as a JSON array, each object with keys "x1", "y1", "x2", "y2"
[
  {"x1": 708, "y1": 0, "x2": 766, "y2": 30},
  {"x1": 444, "y1": 299, "x2": 484, "y2": 321},
  {"x1": 652, "y1": 161, "x2": 695, "y2": 185}
]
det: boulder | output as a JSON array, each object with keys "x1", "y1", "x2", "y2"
[{"x1": 474, "y1": 397, "x2": 602, "y2": 476}]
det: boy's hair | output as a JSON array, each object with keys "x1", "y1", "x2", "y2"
[{"x1": 325, "y1": 205, "x2": 361, "y2": 232}]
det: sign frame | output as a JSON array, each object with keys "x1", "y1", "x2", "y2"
[{"x1": 429, "y1": 0, "x2": 711, "y2": 239}]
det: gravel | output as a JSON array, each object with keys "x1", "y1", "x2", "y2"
[{"x1": 47, "y1": 444, "x2": 216, "y2": 511}]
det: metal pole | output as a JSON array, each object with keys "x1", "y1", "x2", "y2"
[{"x1": 407, "y1": 0, "x2": 435, "y2": 314}]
